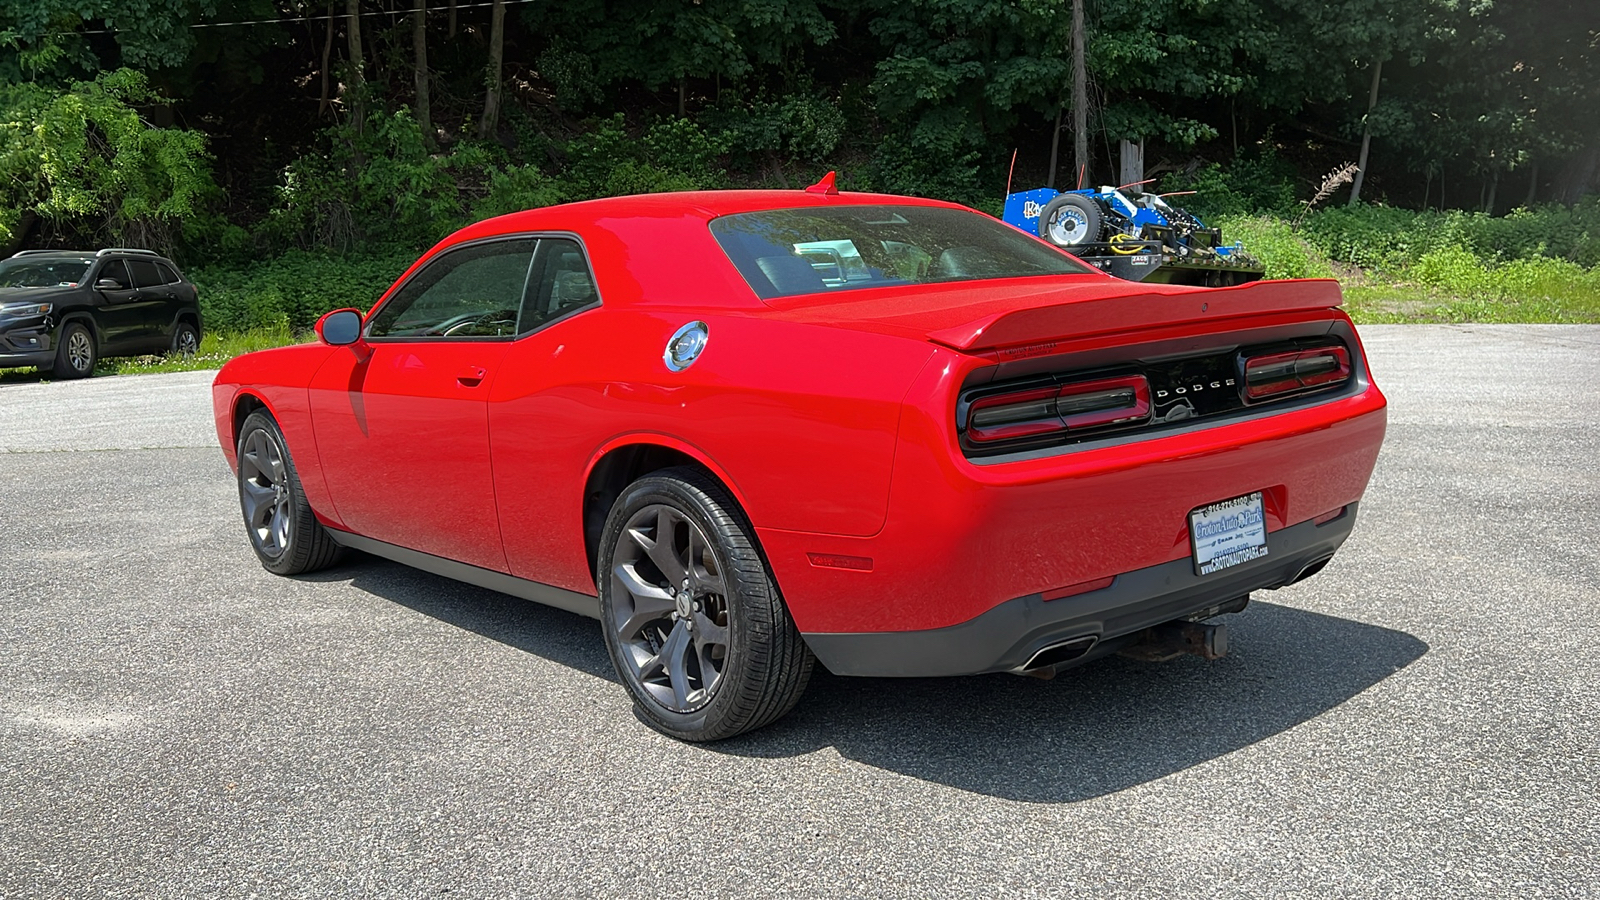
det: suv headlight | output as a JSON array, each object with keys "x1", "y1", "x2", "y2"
[{"x1": 0, "y1": 301, "x2": 52, "y2": 318}]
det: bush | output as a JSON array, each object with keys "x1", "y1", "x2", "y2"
[
  {"x1": 191, "y1": 249, "x2": 418, "y2": 333},
  {"x1": 561, "y1": 114, "x2": 728, "y2": 198},
  {"x1": 1302, "y1": 200, "x2": 1600, "y2": 272},
  {"x1": 1157, "y1": 149, "x2": 1301, "y2": 220},
  {"x1": 1215, "y1": 215, "x2": 1334, "y2": 280}
]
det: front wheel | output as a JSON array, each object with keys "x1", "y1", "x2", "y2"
[
  {"x1": 598, "y1": 468, "x2": 813, "y2": 741},
  {"x1": 52, "y1": 322, "x2": 96, "y2": 379},
  {"x1": 236, "y1": 410, "x2": 344, "y2": 576}
]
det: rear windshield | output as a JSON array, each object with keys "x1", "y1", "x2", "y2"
[
  {"x1": 709, "y1": 205, "x2": 1092, "y2": 299},
  {"x1": 0, "y1": 258, "x2": 93, "y2": 288}
]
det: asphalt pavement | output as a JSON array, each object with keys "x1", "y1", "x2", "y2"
[{"x1": 1, "y1": 325, "x2": 1597, "y2": 898}]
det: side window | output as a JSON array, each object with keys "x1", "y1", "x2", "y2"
[
  {"x1": 157, "y1": 263, "x2": 182, "y2": 284},
  {"x1": 519, "y1": 238, "x2": 598, "y2": 335},
  {"x1": 128, "y1": 258, "x2": 164, "y2": 289},
  {"x1": 96, "y1": 260, "x2": 132, "y2": 290},
  {"x1": 367, "y1": 239, "x2": 538, "y2": 339}
]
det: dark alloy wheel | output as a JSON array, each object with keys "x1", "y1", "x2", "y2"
[
  {"x1": 52, "y1": 322, "x2": 96, "y2": 379},
  {"x1": 236, "y1": 410, "x2": 344, "y2": 576},
  {"x1": 1038, "y1": 193, "x2": 1104, "y2": 248},
  {"x1": 598, "y1": 468, "x2": 813, "y2": 741},
  {"x1": 172, "y1": 322, "x2": 200, "y2": 356}
]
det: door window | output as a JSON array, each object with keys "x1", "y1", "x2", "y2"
[
  {"x1": 97, "y1": 260, "x2": 132, "y2": 290},
  {"x1": 128, "y1": 259, "x2": 164, "y2": 289},
  {"x1": 518, "y1": 238, "x2": 598, "y2": 335},
  {"x1": 368, "y1": 239, "x2": 538, "y2": 340}
]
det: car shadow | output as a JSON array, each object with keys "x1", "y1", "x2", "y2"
[{"x1": 321, "y1": 554, "x2": 1426, "y2": 804}]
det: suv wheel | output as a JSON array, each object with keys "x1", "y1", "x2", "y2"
[
  {"x1": 52, "y1": 322, "x2": 96, "y2": 379},
  {"x1": 171, "y1": 321, "x2": 200, "y2": 356}
]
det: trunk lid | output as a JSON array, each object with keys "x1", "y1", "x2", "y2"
[{"x1": 761, "y1": 275, "x2": 1344, "y2": 354}]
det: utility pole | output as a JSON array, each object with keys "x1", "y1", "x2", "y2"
[{"x1": 1071, "y1": 0, "x2": 1089, "y2": 188}]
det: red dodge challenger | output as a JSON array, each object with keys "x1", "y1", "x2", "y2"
[{"x1": 212, "y1": 180, "x2": 1387, "y2": 741}]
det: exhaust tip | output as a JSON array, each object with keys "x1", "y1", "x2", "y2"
[{"x1": 1016, "y1": 635, "x2": 1099, "y2": 674}]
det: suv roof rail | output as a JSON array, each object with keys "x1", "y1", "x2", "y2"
[
  {"x1": 11, "y1": 249, "x2": 94, "y2": 257},
  {"x1": 96, "y1": 247, "x2": 160, "y2": 257}
]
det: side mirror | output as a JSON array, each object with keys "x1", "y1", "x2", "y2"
[
  {"x1": 316, "y1": 308, "x2": 365, "y2": 347},
  {"x1": 95, "y1": 278, "x2": 124, "y2": 291}
]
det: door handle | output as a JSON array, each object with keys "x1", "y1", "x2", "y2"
[{"x1": 457, "y1": 366, "x2": 487, "y2": 387}]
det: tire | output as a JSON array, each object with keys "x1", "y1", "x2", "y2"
[
  {"x1": 171, "y1": 321, "x2": 200, "y2": 356},
  {"x1": 236, "y1": 410, "x2": 344, "y2": 576},
  {"x1": 51, "y1": 321, "x2": 96, "y2": 379},
  {"x1": 1038, "y1": 193, "x2": 1104, "y2": 248},
  {"x1": 598, "y1": 467, "x2": 814, "y2": 741}
]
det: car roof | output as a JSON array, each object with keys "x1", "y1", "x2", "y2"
[{"x1": 409, "y1": 190, "x2": 975, "y2": 312}]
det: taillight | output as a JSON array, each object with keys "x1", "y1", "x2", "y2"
[
  {"x1": 1240, "y1": 345, "x2": 1350, "y2": 402},
  {"x1": 968, "y1": 374, "x2": 1150, "y2": 443}
]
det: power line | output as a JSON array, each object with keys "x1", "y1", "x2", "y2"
[{"x1": 57, "y1": 0, "x2": 540, "y2": 36}]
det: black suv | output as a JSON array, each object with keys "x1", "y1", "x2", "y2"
[{"x1": 0, "y1": 248, "x2": 203, "y2": 378}]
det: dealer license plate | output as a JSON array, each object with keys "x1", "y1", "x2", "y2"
[{"x1": 1189, "y1": 492, "x2": 1269, "y2": 575}]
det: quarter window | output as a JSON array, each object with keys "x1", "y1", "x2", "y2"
[
  {"x1": 367, "y1": 239, "x2": 538, "y2": 339},
  {"x1": 518, "y1": 238, "x2": 598, "y2": 335}
]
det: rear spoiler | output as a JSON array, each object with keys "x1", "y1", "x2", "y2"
[{"x1": 926, "y1": 278, "x2": 1344, "y2": 354}]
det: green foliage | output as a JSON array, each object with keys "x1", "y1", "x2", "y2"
[
  {"x1": 1303, "y1": 200, "x2": 1600, "y2": 271},
  {"x1": 1158, "y1": 150, "x2": 1302, "y2": 220},
  {"x1": 190, "y1": 249, "x2": 418, "y2": 333},
  {"x1": 474, "y1": 165, "x2": 565, "y2": 221},
  {"x1": 562, "y1": 114, "x2": 728, "y2": 198},
  {"x1": 706, "y1": 93, "x2": 846, "y2": 166},
  {"x1": 0, "y1": 69, "x2": 214, "y2": 245},
  {"x1": 260, "y1": 109, "x2": 488, "y2": 252},
  {"x1": 1215, "y1": 216, "x2": 1334, "y2": 280}
]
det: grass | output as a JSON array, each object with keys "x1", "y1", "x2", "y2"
[{"x1": 0, "y1": 323, "x2": 300, "y2": 383}]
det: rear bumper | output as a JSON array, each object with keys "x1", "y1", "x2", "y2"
[{"x1": 803, "y1": 503, "x2": 1358, "y2": 677}]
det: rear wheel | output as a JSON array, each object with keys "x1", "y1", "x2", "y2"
[
  {"x1": 236, "y1": 410, "x2": 344, "y2": 576},
  {"x1": 1038, "y1": 193, "x2": 1104, "y2": 248},
  {"x1": 598, "y1": 468, "x2": 813, "y2": 741},
  {"x1": 171, "y1": 321, "x2": 200, "y2": 356},
  {"x1": 51, "y1": 322, "x2": 96, "y2": 379}
]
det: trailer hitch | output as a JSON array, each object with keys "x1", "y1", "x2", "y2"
[{"x1": 1118, "y1": 620, "x2": 1229, "y2": 662}]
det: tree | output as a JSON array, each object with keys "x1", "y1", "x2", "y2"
[
  {"x1": 0, "y1": 70, "x2": 214, "y2": 251},
  {"x1": 412, "y1": 0, "x2": 433, "y2": 151},
  {"x1": 479, "y1": 0, "x2": 504, "y2": 139}
]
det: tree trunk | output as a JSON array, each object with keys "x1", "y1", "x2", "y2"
[
  {"x1": 1047, "y1": 105, "x2": 1063, "y2": 189},
  {"x1": 1485, "y1": 172, "x2": 1498, "y2": 214},
  {"x1": 1071, "y1": 0, "x2": 1088, "y2": 188},
  {"x1": 448, "y1": 0, "x2": 457, "y2": 39},
  {"x1": 1119, "y1": 139, "x2": 1144, "y2": 187},
  {"x1": 1553, "y1": 145, "x2": 1598, "y2": 205},
  {"x1": 1, "y1": 211, "x2": 38, "y2": 257},
  {"x1": 319, "y1": 1, "x2": 335, "y2": 117},
  {"x1": 478, "y1": 0, "x2": 505, "y2": 140},
  {"x1": 678, "y1": 77, "x2": 687, "y2": 117},
  {"x1": 1523, "y1": 161, "x2": 1539, "y2": 207},
  {"x1": 1348, "y1": 57, "x2": 1383, "y2": 206},
  {"x1": 346, "y1": 0, "x2": 366, "y2": 163},
  {"x1": 412, "y1": 0, "x2": 434, "y2": 150}
]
